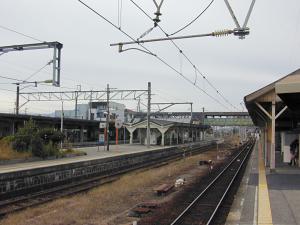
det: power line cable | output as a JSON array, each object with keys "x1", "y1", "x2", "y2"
[
  {"x1": 0, "y1": 25, "x2": 43, "y2": 42},
  {"x1": 77, "y1": 0, "x2": 152, "y2": 55},
  {"x1": 0, "y1": 74, "x2": 23, "y2": 82},
  {"x1": 168, "y1": 0, "x2": 215, "y2": 36},
  {"x1": 77, "y1": 0, "x2": 231, "y2": 111},
  {"x1": 128, "y1": 0, "x2": 239, "y2": 111},
  {"x1": 1, "y1": 59, "x2": 84, "y2": 86},
  {"x1": 24, "y1": 60, "x2": 52, "y2": 81},
  {"x1": 0, "y1": 59, "x2": 97, "y2": 90}
]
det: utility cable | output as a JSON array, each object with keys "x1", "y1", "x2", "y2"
[
  {"x1": 1, "y1": 61, "x2": 51, "y2": 83},
  {"x1": 0, "y1": 75, "x2": 23, "y2": 82},
  {"x1": 78, "y1": 0, "x2": 152, "y2": 55},
  {"x1": 77, "y1": 0, "x2": 231, "y2": 111},
  {"x1": 168, "y1": 0, "x2": 215, "y2": 36},
  {"x1": 128, "y1": 0, "x2": 239, "y2": 111},
  {"x1": 24, "y1": 60, "x2": 52, "y2": 81},
  {"x1": 0, "y1": 59, "x2": 97, "y2": 90},
  {"x1": 0, "y1": 25, "x2": 43, "y2": 42}
]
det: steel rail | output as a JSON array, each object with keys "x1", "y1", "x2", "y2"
[
  {"x1": 170, "y1": 140, "x2": 254, "y2": 225},
  {"x1": 0, "y1": 142, "x2": 214, "y2": 218},
  {"x1": 205, "y1": 141, "x2": 254, "y2": 224}
]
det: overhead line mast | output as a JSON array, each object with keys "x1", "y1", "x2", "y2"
[{"x1": 0, "y1": 42, "x2": 63, "y2": 87}]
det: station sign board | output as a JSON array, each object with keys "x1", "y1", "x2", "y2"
[{"x1": 115, "y1": 119, "x2": 123, "y2": 129}]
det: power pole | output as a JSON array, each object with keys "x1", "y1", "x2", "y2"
[
  {"x1": 137, "y1": 98, "x2": 141, "y2": 112},
  {"x1": 147, "y1": 82, "x2": 151, "y2": 148},
  {"x1": 75, "y1": 91, "x2": 78, "y2": 119},
  {"x1": 106, "y1": 84, "x2": 110, "y2": 151},
  {"x1": 60, "y1": 101, "x2": 64, "y2": 149},
  {"x1": 16, "y1": 84, "x2": 20, "y2": 115},
  {"x1": 190, "y1": 103, "x2": 193, "y2": 123},
  {"x1": 75, "y1": 85, "x2": 81, "y2": 119},
  {"x1": 89, "y1": 90, "x2": 92, "y2": 120},
  {"x1": 202, "y1": 107, "x2": 205, "y2": 125}
]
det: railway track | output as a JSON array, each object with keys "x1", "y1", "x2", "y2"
[
  {"x1": 0, "y1": 143, "x2": 214, "y2": 218},
  {"x1": 169, "y1": 139, "x2": 255, "y2": 225},
  {"x1": 138, "y1": 139, "x2": 255, "y2": 225}
]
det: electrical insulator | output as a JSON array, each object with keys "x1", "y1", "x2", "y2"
[{"x1": 212, "y1": 30, "x2": 233, "y2": 37}]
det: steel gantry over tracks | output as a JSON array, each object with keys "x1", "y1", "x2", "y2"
[
  {"x1": 0, "y1": 42, "x2": 63, "y2": 87},
  {"x1": 18, "y1": 83, "x2": 152, "y2": 148}
]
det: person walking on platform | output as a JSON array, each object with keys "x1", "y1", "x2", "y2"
[{"x1": 289, "y1": 139, "x2": 299, "y2": 166}]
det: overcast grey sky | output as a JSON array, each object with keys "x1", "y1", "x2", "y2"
[{"x1": 0, "y1": 0, "x2": 299, "y2": 114}]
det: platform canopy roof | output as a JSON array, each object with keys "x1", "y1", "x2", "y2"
[
  {"x1": 244, "y1": 69, "x2": 300, "y2": 130},
  {"x1": 124, "y1": 118, "x2": 210, "y2": 130}
]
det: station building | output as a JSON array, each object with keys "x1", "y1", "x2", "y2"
[
  {"x1": 54, "y1": 101, "x2": 125, "y2": 122},
  {"x1": 244, "y1": 68, "x2": 300, "y2": 170}
]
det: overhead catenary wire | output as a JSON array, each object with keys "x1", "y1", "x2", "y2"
[
  {"x1": 77, "y1": 0, "x2": 231, "y2": 111},
  {"x1": 0, "y1": 74, "x2": 23, "y2": 82},
  {"x1": 128, "y1": 0, "x2": 239, "y2": 111},
  {"x1": 129, "y1": 0, "x2": 238, "y2": 110},
  {"x1": 78, "y1": 0, "x2": 152, "y2": 55},
  {"x1": 0, "y1": 24, "x2": 102, "y2": 96},
  {"x1": 24, "y1": 60, "x2": 52, "y2": 81},
  {"x1": 0, "y1": 25, "x2": 43, "y2": 42},
  {"x1": 0, "y1": 59, "x2": 99, "y2": 90},
  {"x1": 168, "y1": 0, "x2": 215, "y2": 36}
]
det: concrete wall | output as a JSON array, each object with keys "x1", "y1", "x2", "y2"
[{"x1": 0, "y1": 140, "x2": 216, "y2": 200}]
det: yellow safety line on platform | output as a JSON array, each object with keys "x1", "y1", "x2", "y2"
[{"x1": 258, "y1": 142, "x2": 273, "y2": 225}]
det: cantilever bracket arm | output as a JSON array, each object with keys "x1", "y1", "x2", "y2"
[
  {"x1": 224, "y1": 0, "x2": 256, "y2": 39},
  {"x1": 111, "y1": 30, "x2": 233, "y2": 47},
  {"x1": 224, "y1": 0, "x2": 241, "y2": 29},
  {"x1": 224, "y1": 0, "x2": 256, "y2": 29}
]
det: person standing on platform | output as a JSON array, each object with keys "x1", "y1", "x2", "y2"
[{"x1": 289, "y1": 139, "x2": 299, "y2": 166}]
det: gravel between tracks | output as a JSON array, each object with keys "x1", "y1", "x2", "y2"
[{"x1": 0, "y1": 145, "x2": 235, "y2": 225}]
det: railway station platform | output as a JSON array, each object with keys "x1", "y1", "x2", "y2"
[
  {"x1": 226, "y1": 140, "x2": 300, "y2": 225},
  {"x1": 0, "y1": 144, "x2": 177, "y2": 174},
  {"x1": 0, "y1": 140, "x2": 215, "y2": 174}
]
